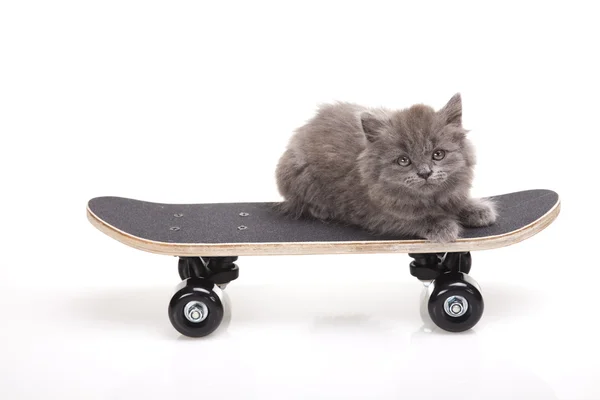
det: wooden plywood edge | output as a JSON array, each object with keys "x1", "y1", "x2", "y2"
[{"x1": 86, "y1": 198, "x2": 561, "y2": 257}]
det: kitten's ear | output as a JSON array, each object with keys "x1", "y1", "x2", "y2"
[
  {"x1": 439, "y1": 93, "x2": 462, "y2": 126},
  {"x1": 360, "y1": 112, "x2": 388, "y2": 143}
]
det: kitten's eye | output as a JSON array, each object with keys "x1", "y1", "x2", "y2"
[
  {"x1": 397, "y1": 156, "x2": 411, "y2": 167},
  {"x1": 433, "y1": 150, "x2": 446, "y2": 161}
]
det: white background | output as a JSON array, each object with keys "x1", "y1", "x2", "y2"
[{"x1": 1, "y1": 1, "x2": 598, "y2": 399}]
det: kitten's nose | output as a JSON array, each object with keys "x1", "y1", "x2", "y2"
[{"x1": 417, "y1": 170, "x2": 433, "y2": 180}]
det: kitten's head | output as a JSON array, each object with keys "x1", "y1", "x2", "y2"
[{"x1": 358, "y1": 93, "x2": 475, "y2": 197}]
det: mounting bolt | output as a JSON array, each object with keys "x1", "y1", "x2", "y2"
[
  {"x1": 237, "y1": 225, "x2": 247, "y2": 230},
  {"x1": 170, "y1": 227, "x2": 180, "y2": 231},
  {"x1": 184, "y1": 301, "x2": 208, "y2": 323},
  {"x1": 444, "y1": 295, "x2": 468, "y2": 317},
  {"x1": 239, "y1": 212, "x2": 249, "y2": 217}
]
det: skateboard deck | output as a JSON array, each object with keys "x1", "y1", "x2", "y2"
[{"x1": 87, "y1": 189, "x2": 560, "y2": 256}]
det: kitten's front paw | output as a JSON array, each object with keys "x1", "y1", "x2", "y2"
[
  {"x1": 424, "y1": 219, "x2": 461, "y2": 243},
  {"x1": 461, "y1": 199, "x2": 498, "y2": 227}
]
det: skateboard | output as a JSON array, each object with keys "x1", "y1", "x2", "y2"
[{"x1": 87, "y1": 189, "x2": 560, "y2": 337}]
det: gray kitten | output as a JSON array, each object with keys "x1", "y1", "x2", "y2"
[{"x1": 275, "y1": 94, "x2": 497, "y2": 242}]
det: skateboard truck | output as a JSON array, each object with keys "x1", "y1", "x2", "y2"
[
  {"x1": 409, "y1": 252, "x2": 471, "y2": 281},
  {"x1": 177, "y1": 256, "x2": 240, "y2": 286}
]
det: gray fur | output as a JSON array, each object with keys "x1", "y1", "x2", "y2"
[{"x1": 275, "y1": 94, "x2": 497, "y2": 242}]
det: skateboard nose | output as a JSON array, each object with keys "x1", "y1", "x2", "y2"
[{"x1": 417, "y1": 170, "x2": 433, "y2": 180}]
